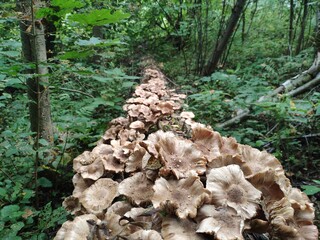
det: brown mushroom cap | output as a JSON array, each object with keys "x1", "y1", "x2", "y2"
[
  {"x1": 62, "y1": 196, "x2": 82, "y2": 215},
  {"x1": 161, "y1": 217, "x2": 207, "y2": 240},
  {"x1": 125, "y1": 144, "x2": 151, "y2": 173},
  {"x1": 127, "y1": 230, "x2": 163, "y2": 240},
  {"x1": 152, "y1": 131, "x2": 207, "y2": 179},
  {"x1": 206, "y1": 164, "x2": 262, "y2": 219},
  {"x1": 152, "y1": 176, "x2": 210, "y2": 219},
  {"x1": 118, "y1": 172, "x2": 154, "y2": 206},
  {"x1": 72, "y1": 173, "x2": 92, "y2": 198},
  {"x1": 53, "y1": 214, "x2": 98, "y2": 240},
  {"x1": 79, "y1": 178, "x2": 119, "y2": 214},
  {"x1": 196, "y1": 205, "x2": 244, "y2": 240},
  {"x1": 238, "y1": 145, "x2": 283, "y2": 177}
]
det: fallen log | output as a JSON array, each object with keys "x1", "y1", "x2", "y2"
[
  {"x1": 216, "y1": 58, "x2": 320, "y2": 129},
  {"x1": 54, "y1": 67, "x2": 318, "y2": 240}
]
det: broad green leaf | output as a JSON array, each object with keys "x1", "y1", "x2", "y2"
[
  {"x1": 0, "y1": 51, "x2": 20, "y2": 57},
  {"x1": 301, "y1": 185, "x2": 320, "y2": 195},
  {"x1": 1, "y1": 205, "x2": 20, "y2": 218},
  {"x1": 58, "y1": 50, "x2": 94, "y2": 60},
  {"x1": 315, "y1": 105, "x2": 320, "y2": 116},
  {"x1": 92, "y1": 76, "x2": 113, "y2": 83},
  {"x1": 69, "y1": 9, "x2": 130, "y2": 26},
  {"x1": 122, "y1": 81, "x2": 136, "y2": 88},
  {"x1": 0, "y1": 187, "x2": 6, "y2": 198},
  {"x1": 11, "y1": 221, "x2": 24, "y2": 232},
  {"x1": 37, "y1": 177, "x2": 53, "y2": 188},
  {"x1": 76, "y1": 37, "x2": 103, "y2": 46},
  {"x1": 38, "y1": 138, "x2": 49, "y2": 146}
]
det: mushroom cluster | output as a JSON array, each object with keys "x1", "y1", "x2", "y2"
[{"x1": 55, "y1": 68, "x2": 318, "y2": 240}]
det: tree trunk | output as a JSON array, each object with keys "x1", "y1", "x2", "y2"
[
  {"x1": 288, "y1": 0, "x2": 294, "y2": 55},
  {"x1": 203, "y1": 0, "x2": 247, "y2": 76},
  {"x1": 17, "y1": 0, "x2": 53, "y2": 144},
  {"x1": 295, "y1": 0, "x2": 308, "y2": 55}
]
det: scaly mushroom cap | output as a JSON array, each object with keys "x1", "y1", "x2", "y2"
[
  {"x1": 196, "y1": 205, "x2": 244, "y2": 240},
  {"x1": 53, "y1": 214, "x2": 98, "y2": 240},
  {"x1": 247, "y1": 169, "x2": 286, "y2": 202},
  {"x1": 107, "y1": 201, "x2": 132, "y2": 216},
  {"x1": 62, "y1": 196, "x2": 82, "y2": 215},
  {"x1": 73, "y1": 151, "x2": 93, "y2": 172},
  {"x1": 154, "y1": 131, "x2": 207, "y2": 179},
  {"x1": 72, "y1": 173, "x2": 92, "y2": 198},
  {"x1": 239, "y1": 145, "x2": 283, "y2": 177},
  {"x1": 79, "y1": 178, "x2": 118, "y2": 214},
  {"x1": 206, "y1": 164, "x2": 262, "y2": 219},
  {"x1": 161, "y1": 217, "x2": 207, "y2": 240},
  {"x1": 152, "y1": 176, "x2": 210, "y2": 219},
  {"x1": 127, "y1": 230, "x2": 163, "y2": 240},
  {"x1": 118, "y1": 172, "x2": 154, "y2": 206},
  {"x1": 125, "y1": 144, "x2": 151, "y2": 173},
  {"x1": 192, "y1": 126, "x2": 223, "y2": 162},
  {"x1": 79, "y1": 154, "x2": 104, "y2": 180},
  {"x1": 129, "y1": 120, "x2": 145, "y2": 130},
  {"x1": 93, "y1": 144, "x2": 124, "y2": 173}
]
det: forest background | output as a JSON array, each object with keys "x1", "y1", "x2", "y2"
[{"x1": 0, "y1": 0, "x2": 319, "y2": 238}]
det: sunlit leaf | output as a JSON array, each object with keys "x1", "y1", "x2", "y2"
[{"x1": 69, "y1": 9, "x2": 130, "y2": 26}]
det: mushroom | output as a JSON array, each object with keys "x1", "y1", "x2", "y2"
[
  {"x1": 53, "y1": 214, "x2": 98, "y2": 240},
  {"x1": 238, "y1": 145, "x2": 283, "y2": 177},
  {"x1": 153, "y1": 131, "x2": 207, "y2": 179},
  {"x1": 125, "y1": 144, "x2": 151, "y2": 173},
  {"x1": 196, "y1": 205, "x2": 244, "y2": 240},
  {"x1": 152, "y1": 176, "x2": 210, "y2": 219},
  {"x1": 206, "y1": 164, "x2": 262, "y2": 219},
  {"x1": 79, "y1": 178, "x2": 118, "y2": 214},
  {"x1": 118, "y1": 172, "x2": 154, "y2": 206},
  {"x1": 127, "y1": 230, "x2": 163, "y2": 240},
  {"x1": 93, "y1": 144, "x2": 124, "y2": 173},
  {"x1": 73, "y1": 151, "x2": 104, "y2": 180},
  {"x1": 62, "y1": 196, "x2": 82, "y2": 215},
  {"x1": 72, "y1": 173, "x2": 92, "y2": 198},
  {"x1": 161, "y1": 217, "x2": 207, "y2": 240}
]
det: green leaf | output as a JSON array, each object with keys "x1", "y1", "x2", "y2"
[
  {"x1": 315, "y1": 105, "x2": 320, "y2": 116},
  {"x1": 0, "y1": 187, "x2": 6, "y2": 198},
  {"x1": 76, "y1": 37, "x2": 103, "y2": 46},
  {"x1": 11, "y1": 222, "x2": 24, "y2": 232},
  {"x1": 38, "y1": 138, "x2": 49, "y2": 146},
  {"x1": 301, "y1": 185, "x2": 320, "y2": 195},
  {"x1": 1, "y1": 205, "x2": 20, "y2": 218},
  {"x1": 122, "y1": 81, "x2": 136, "y2": 88},
  {"x1": 37, "y1": 177, "x2": 53, "y2": 188},
  {"x1": 0, "y1": 51, "x2": 20, "y2": 57},
  {"x1": 69, "y1": 9, "x2": 130, "y2": 26},
  {"x1": 58, "y1": 50, "x2": 94, "y2": 60}
]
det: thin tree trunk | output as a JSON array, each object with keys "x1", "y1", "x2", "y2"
[
  {"x1": 295, "y1": 0, "x2": 308, "y2": 55},
  {"x1": 288, "y1": 0, "x2": 294, "y2": 55},
  {"x1": 203, "y1": 0, "x2": 247, "y2": 76},
  {"x1": 17, "y1": 0, "x2": 53, "y2": 144}
]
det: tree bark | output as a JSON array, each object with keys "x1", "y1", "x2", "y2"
[
  {"x1": 295, "y1": 0, "x2": 308, "y2": 55},
  {"x1": 17, "y1": 0, "x2": 54, "y2": 144},
  {"x1": 203, "y1": 0, "x2": 247, "y2": 76}
]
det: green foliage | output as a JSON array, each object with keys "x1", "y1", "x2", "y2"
[{"x1": 69, "y1": 9, "x2": 130, "y2": 26}]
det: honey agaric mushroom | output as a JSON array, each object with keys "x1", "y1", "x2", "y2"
[
  {"x1": 152, "y1": 176, "x2": 210, "y2": 219},
  {"x1": 161, "y1": 217, "x2": 207, "y2": 240},
  {"x1": 62, "y1": 196, "x2": 82, "y2": 215},
  {"x1": 153, "y1": 131, "x2": 207, "y2": 179},
  {"x1": 206, "y1": 164, "x2": 262, "y2": 219},
  {"x1": 127, "y1": 230, "x2": 163, "y2": 240},
  {"x1": 72, "y1": 173, "x2": 92, "y2": 198},
  {"x1": 129, "y1": 120, "x2": 145, "y2": 130},
  {"x1": 125, "y1": 144, "x2": 151, "y2": 173},
  {"x1": 54, "y1": 214, "x2": 98, "y2": 240},
  {"x1": 196, "y1": 205, "x2": 244, "y2": 240},
  {"x1": 79, "y1": 178, "x2": 118, "y2": 214},
  {"x1": 55, "y1": 67, "x2": 318, "y2": 240},
  {"x1": 79, "y1": 155, "x2": 104, "y2": 180},
  {"x1": 238, "y1": 145, "x2": 283, "y2": 177},
  {"x1": 192, "y1": 125, "x2": 223, "y2": 162},
  {"x1": 118, "y1": 172, "x2": 154, "y2": 206}
]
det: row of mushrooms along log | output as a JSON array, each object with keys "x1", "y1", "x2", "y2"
[{"x1": 55, "y1": 68, "x2": 318, "y2": 240}]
